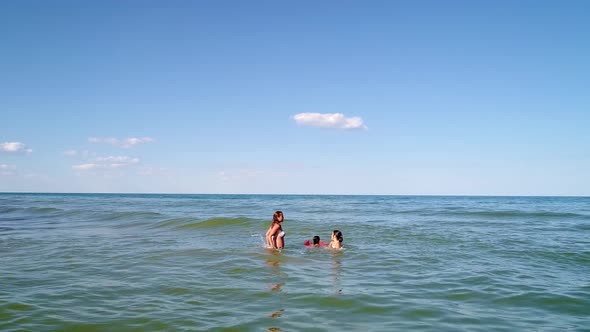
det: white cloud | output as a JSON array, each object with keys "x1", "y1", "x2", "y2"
[
  {"x1": 88, "y1": 137, "x2": 154, "y2": 148},
  {"x1": 88, "y1": 137, "x2": 117, "y2": 145},
  {"x1": 72, "y1": 163, "x2": 97, "y2": 171},
  {"x1": 72, "y1": 156, "x2": 140, "y2": 171},
  {"x1": 0, "y1": 164, "x2": 16, "y2": 176},
  {"x1": 0, "y1": 142, "x2": 33, "y2": 153},
  {"x1": 95, "y1": 156, "x2": 140, "y2": 163},
  {"x1": 292, "y1": 113, "x2": 367, "y2": 130},
  {"x1": 63, "y1": 150, "x2": 78, "y2": 156},
  {"x1": 120, "y1": 137, "x2": 154, "y2": 148}
]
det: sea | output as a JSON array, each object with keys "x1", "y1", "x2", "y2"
[{"x1": 1, "y1": 193, "x2": 589, "y2": 331}]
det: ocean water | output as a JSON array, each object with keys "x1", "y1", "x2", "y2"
[{"x1": 0, "y1": 193, "x2": 589, "y2": 331}]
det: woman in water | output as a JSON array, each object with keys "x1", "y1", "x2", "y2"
[
  {"x1": 327, "y1": 229, "x2": 343, "y2": 249},
  {"x1": 266, "y1": 211, "x2": 285, "y2": 249}
]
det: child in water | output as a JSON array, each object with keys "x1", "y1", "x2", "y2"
[
  {"x1": 304, "y1": 235, "x2": 326, "y2": 247},
  {"x1": 327, "y1": 230, "x2": 343, "y2": 249}
]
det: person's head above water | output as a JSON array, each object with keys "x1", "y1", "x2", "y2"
[
  {"x1": 305, "y1": 235, "x2": 325, "y2": 247},
  {"x1": 332, "y1": 230, "x2": 343, "y2": 243},
  {"x1": 312, "y1": 236, "x2": 320, "y2": 245},
  {"x1": 273, "y1": 211, "x2": 284, "y2": 223}
]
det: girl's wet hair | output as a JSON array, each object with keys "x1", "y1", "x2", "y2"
[
  {"x1": 333, "y1": 230, "x2": 343, "y2": 243},
  {"x1": 313, "y1": 236, "x2": 320, "y2": 245},
  {"x1": 273, "y1": 211, "x2": 284, "y2": 223}
]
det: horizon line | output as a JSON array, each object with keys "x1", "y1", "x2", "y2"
[{"x1": 1, "y1": 191, "x2": 588, "y2": 198}]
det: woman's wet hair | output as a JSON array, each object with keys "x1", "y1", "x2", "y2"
[
  {"x1": 333, "y1": 230, "x2": 343, "y2": 243},
  {"x1": 313, "y1": 236, "x2": 320, "y2": 245},
  {"x1": 273, "y1": 211, "x2": 284, "y2": 223}
]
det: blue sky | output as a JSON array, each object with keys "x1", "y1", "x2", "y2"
[{"x1": 1, "y1": 0, "x2": 589, "y2": 195}]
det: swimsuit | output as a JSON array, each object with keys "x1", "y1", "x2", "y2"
[
  {"x1": 271, "y1": 231, "x2": 285, "y2": 244},
  {"x1": 269, "y1": 223, "x2": 285, "y2": 248}
]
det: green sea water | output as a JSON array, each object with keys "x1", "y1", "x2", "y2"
[{"x1": 1, "y1": 193, "x2": 589, "y2": 331}]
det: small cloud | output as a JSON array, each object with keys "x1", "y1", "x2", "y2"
[
  {"x1": 88, "y1": 137, "x2": 154, "y2": 149},
  {"x1": 0, "y1": 164, "x2": 16, "y2": 176},
  {"x1": 292, "y1": 113, "x2": 367, "y2": 130},
  {"x1": 94, "y1": 156, "x2": 140, "y2": 164},
  {"x1": 72, "y1": 156, "x2": 140, "y2": 171},
  {"x1": 63, "y1": 150, "x2": 78, "y2": 156},
  {"x1": 72, "y1": 163, "x2": 97, "y2": 171},
  {"x1": 0, "y1": 142, "x2": 33, "y2": 153},
  {"x1": 120, "y1": 137, "x2": 154, "y2": 149}
]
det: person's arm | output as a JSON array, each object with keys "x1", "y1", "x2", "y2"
[{"x1": 266, "y1": 223, "x2": 279, "y2": 248}]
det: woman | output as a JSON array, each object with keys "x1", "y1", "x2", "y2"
[
  {"x1": 266, "y1": 211, "x2": 285, "y2": 249},
  {"x1": 327, "y1": 229, "x2": 343, "y2": 249}
]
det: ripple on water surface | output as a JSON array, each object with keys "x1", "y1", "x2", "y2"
[{"x1": 1, "y1": 194, "x2": 589, "y2": 331}]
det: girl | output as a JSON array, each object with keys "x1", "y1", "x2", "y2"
[
  {"x1": 327, "y1": 229, "x2": 343, "y2": 249},
  {"x1": 304, "y1": 236, "x2": 326, "y2": 247},
  {"x1": 265, "y1": 211, "x2": 285, "y2": 249}
]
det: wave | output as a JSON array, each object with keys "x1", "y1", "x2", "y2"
[
  {"x1": 175, "y1": 217, "x2": 258, "y2": 230},
  {"x1": 0, "y1": 206, "x2": 68, "y2": 215},
  {"x1": 25, "y1": 207, "x2": 64, "y2": 214},
  {"x1": 104, "y1": 211, "x2": 164, "y2": 221},
  {"x1": 151, "y1": 217, "x2": 200, "y2": 228},
  {"x1": 0, "y1": 207, "x2": 21, "y2": 213},
  {"x1": 0, "y1": 217, "x2": 25, "y2": 222},
  {"x1": 441, "y1": 210, "x2": 589, "y2": 220},
  {"x1": 494, "y1": 291, "x2": 588, "y2": 314},
  {"x1": 380, "y1": 207, "x2": 589, "y2": 220}
]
